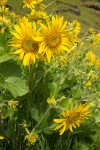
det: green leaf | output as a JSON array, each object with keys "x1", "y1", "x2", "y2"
[
  {"x1": 3, "y1": 108, "x2": 14, "y2": 119},
  {"x1": 0, "y1": 53, "x2": 13, "y2": 63},
  {"x1": 59, "y1": 98, "x2": 74, "y2": 108},
  {"x1": 0, "y1": 46, "x2": 4, "y2": 52},
  {"x1": 73, "y1": 142, "x2": 89, "y2": 150},
  {"x1": 5, "y1": 77, "x2": 29, "y2": 98},
  {"x1": 49, "y1": 82, "x2": 61, "y2": 98},
  {"x1": 94, "y1": 111, "x2": 100, "y2": 123},
  {"x1": 0, "y1": 61, "x2": 22, "y2": 77},
  {"x1": 30, "y1": 108, "x2": 39, "y2": 121}
]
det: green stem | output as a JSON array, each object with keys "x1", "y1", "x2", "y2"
[
  {"x1": 43, "y1": 0, "x2": 56, "y2": 11},
  {"x1": 19, "y1": 3, "x2": 23, "y2": 14},
  {"x1": 28, "y1": 65, "x2": 35, "y2": 93},
  {"x1": 32, "y1": 45, "x2": 76, "y2": 91},
  {"x1": 28, "y1": 64, "x2": 35, "y2": 106},
  {"x1": 25, "y1": 127, "x2": 30, "y2": 134},
  {"x1": 32, "y1": 107, "x2": 51, "y2": 133}
]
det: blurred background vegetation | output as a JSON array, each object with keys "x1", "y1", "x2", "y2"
[{"x1": 7, "y1": 0, "x2": 100, "y2": 33}]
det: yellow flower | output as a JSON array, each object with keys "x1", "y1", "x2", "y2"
[
  {"x1": 0, "y1": 5, "x2": 9, "y2": 13},
  {"x1": 95, "y1": 59, "x2": 100, "y2": 66},
  {"x1": 0, "y1": 27, "x2": 5, "y2": 33},
  {"x1": 85, "y1": 81, "x2": 92, "y2": 87},
  {"x1": 85, "y1": 51, "x2": 100, "y2": 66},
  {"x1": 28, "y1": 9, "x2": 49, "y2": 24},
  {"x1": 96, "y1": 33, "x2": 100, "y2": 43},
  {"x1": 53, "y1": 103, "x2": 91, "y2": 135},
  {"x1": 87, "y1": 31, "x2": 100, "y2": 50},
  {"x1": 88, "y1": 28, "x2": 95, "y2": 35},
  {"x1": 23, "y1": 0, "x2": 43, "y2": 9},
  {"x1": 10, "y1": 17, "x2": 41, "y2": 66},
  {"x1": 26, "y1": 133, "x2": 39, "y2": 145},
  {"x1": 8, "y1": 100, "x2": 19, "y2": 109},
  {"x1": 23, "y1": 0, "x2": 37, "y2": 9},
  {"x1": 0, "y1": 15, "x2": 10, "y2": 26},
  {"x1": 36, "y1": 0, "x2": 45, "y2": 10},
  {"x1": 39, "y1": 15, "x2": 71, "y2": 62},
  {"x1": 47, "y1": 97, "x2": 56, "y2": 106},
  {"x1": 60, "y1": 55, "x2": 69, "y2": 67},
  {"x1": 72, "y1": 20, "x2": 80, "y2": 36},
  {"x1": 68, "y1": 20, "x2": 80, "y2": 44},
  {"x1": 0, "y1": 0, "x2": 7, "y2": 5},
  {"x1": 0, "y1": 136, "x2": 4, "y2": 140}
]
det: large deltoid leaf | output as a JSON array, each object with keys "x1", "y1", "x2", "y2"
[
  {"x1": 0, "y1": 61, "x2": 22, "y2": 77},
  {"x1": 0, "y1": 53, "x2": 13, "y2": 63},
  {"x1": 5, "y1": 77, "x2": 29, "y2": 98}
]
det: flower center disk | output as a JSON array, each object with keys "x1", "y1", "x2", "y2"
[
  {"x1": 26, "y1": 0, "x2": 32, "y2": 4},
  {"x1": 46, "y1": 32, "x2": 61, "y2": 48},
  {"x1": 22, "y1": 39, "x2": 39, "y2": 53}
]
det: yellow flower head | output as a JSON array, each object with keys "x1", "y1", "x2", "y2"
[
  {"x1": 8, "y1": 100, "x2": 19, "y2": 109},
  {"x1": 53, "y1": 103, "x2": 91, "y2": 135},
  {"x1": 23, "y1": 0, "x2": 37, "y2": 9},
  {"x1": 0, "y1": 15, "x2": 10, "y2": 26},
  {"x1": 36, "y1": 0, "x2": 45, "y2": 10},
  {"x1": 85, "y1": 81, "x2": 92, "y2": 87},
  {"x1": 68, "y1": 20, "x2": 80, "y2": 44},
  {"x1": 26, "y1": 133, "x2": 39, "y2": 145},
  {"x1": 72, "y1": 20, "x2": 81, "y2": 36},
  {"x1": 39, "y1": 15, "x2": 71, "y2": 62},
  {"x1": 60, "y1": 55, "x2": 69, "y2": 67},
  {"x1": 0, "y1": 136, "x2": 4, "y2": 140},
  {"x1": 47, "y1": 96, "x2": 56, "y2": 106},
  {"x1": 88, "y1": 28, "x2": 95, "y2": 35},
  {"x1": 0, "y1": 0, "x2": 7, "y2": 5},
  {"x1": 95, "y1": 33, "x2": 100, "y2": 43},
  {"x1": 94, "y1": 59, "x2": 100, "y2": 66},
  {"x1": 0, "y1": 5, "x2": 9, "y2": 13},
  {"x1": 28, "y1": 9, "x2": 49, "y2": 24},
  {"x1": 0, "y1": 27, "x2": 5, "y2": 33},
  {"x1": 85, "y1": 51, "x2": 100, "y2": 66},
  {"x1": 10, "y1": 17, "x2": 42, "y2": 66}
]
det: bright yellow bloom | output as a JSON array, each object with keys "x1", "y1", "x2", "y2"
[
  {"x1": 23, "y1": 0, "x2": 37, "y2": 9},
  {"x1": 0, "y1": 27, "x2": 4, "y2": 33},
  {"x1": 94, "y1": 59, "x2": 100, "y2": 66},
  {"x1": 68, "y1": 20, "x2": 80, "y2": 44},
  {"x1": 10, "y1": 17, "x2": 41, "y2": 66},
  {"x1": 47, "y1": 97, "x2": 56, "y2": 106},
  {"x1": 0, "y1": 15, "x2": 10, "y2": 26},
  {"x1": 87, "y1": 31, "x2": 100, "y2": 50},
  {"x1": 8, "y1": 100, "x2": 19, "y2": 109},
  {"x1": 0, "y1": 136, "x2": 4, "y2": 140},
  {"x1": 85, "y1": 81, "x2": 92, "y2": 87},
  {"x1": 86, "y1": 51, "x2": 96, "y2": 63},
  {"x1": 39, "y1": 15, "x2": 71, "y2": 62},
  {"x1": 36, "y1": 0, "x2": 45, "y2": 10},
  {"x1": 23, "y1": 0, "x2": 44, "y2": 9},
  {"x1": 88, "y1": 28, "x2": 95, "y2": 35},
  {"x1": 72, "y1": 20, "x2": 80, "y2": 36},
  {"x1": 26, "y1": 133, "x2": 39, "y2": 145},
  {"x1": 60, "y1": 55, "x2": 69, "y2": 67},
  {"x1": 0, "y1": 0, "x2": 7, "y2": 5},
  {"x1": 95, "y1": 33, "x2": 100, "y2": 43},
  {"x1": 28, "y1": 9, "x2": 49, "y2": 24},
  {"x1": 0, "y1": 5, "x2": 9, "y2": 13},
  {"x1": 53, "y1": 103, "x2": 91, "y2": 135},
  {"x1": 85, "y1": 51, "x2": 100, "y2": 66}
]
